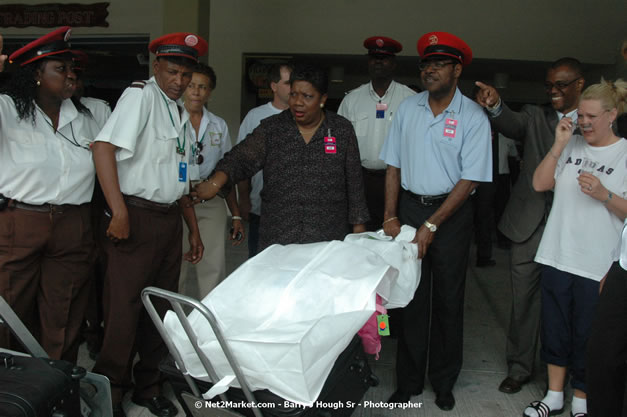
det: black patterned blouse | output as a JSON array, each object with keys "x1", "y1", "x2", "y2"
[{"x1": 216, "y1": 109, "x2": 369, "y2": 251}]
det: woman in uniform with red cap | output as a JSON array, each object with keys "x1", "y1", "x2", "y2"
[{"x1": 0, "y1": 27, "x2": 99, "y2": 362}]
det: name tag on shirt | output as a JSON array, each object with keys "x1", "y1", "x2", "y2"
[
  {"x1": 443, "y1": 118, "x2": 458, "y2": 138},
  {"x1": 376, "y1": 103, "x2": 388, "y2": 119},
  {"x1": 211, "y1": 132, "x2": 222, "y2": 146},
  {"x1": 325, "y1": 136, "x2": 337, "y2": 154},
  {"x1": 179, "y1": 162, "x2": 187, "y2": 182}
]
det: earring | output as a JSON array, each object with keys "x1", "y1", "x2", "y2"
[
  {"x1": 36, "y1": 80, "x2": 41, "y2": 86},
  {"x1": 320, "y1": 103, "x2": 324, "y2": 108}
]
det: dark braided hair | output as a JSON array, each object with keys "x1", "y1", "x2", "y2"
[
  {"x1": 0, "y1": 55, "x2": 91, "y2": 123},
  {"x1": 0, "y1": 61, "x2": 40, "y2": 123}
]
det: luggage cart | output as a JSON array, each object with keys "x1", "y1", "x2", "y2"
[
  {"x1": 0, "y1": 295, "x2": 113, "y2": 417},
  {"x1": 141, "y1": 286, "x2": 263, "y2": 417}
]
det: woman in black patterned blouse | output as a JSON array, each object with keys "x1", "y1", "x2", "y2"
[{"x1": 192, "y1": 64, "x2": 369, "y2": 252}]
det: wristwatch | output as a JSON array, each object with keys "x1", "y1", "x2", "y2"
[{"x1": 424, "y1": 220, "x2": 437, "y2": 232}]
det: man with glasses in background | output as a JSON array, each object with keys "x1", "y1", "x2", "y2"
[
  {"x1": 475, "y1": 58, "x2": 585, "y2": 395},
  {"x1": 381, "y1": 32, "x2": 492, "y2": 411}
]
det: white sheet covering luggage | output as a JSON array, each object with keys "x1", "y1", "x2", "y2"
[{"x1": 163, "y1": 229, "x2": 421, "y2": 406}]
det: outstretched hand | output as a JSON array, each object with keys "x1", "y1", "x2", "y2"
[{"x1": 474, "y1": 81, "x2": 500, "y2": 108}]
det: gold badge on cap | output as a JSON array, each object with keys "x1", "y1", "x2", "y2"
[
  {"x1": 376, "y1": 38, "x2": 384, "y2": 47},
  {"x1": 185, "y1": 35, "x2": 198, "y2": 47},
  {"x1": 429, "y1": 34, "x2": 438, "y2": 45}
]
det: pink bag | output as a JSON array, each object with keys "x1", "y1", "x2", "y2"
[{"x1": 358, "y1": 294, "x2": 387, "y2": 359}]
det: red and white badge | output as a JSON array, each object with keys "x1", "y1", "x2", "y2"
[
  {"x1": 325, "y1": 136, "x2": 337, "y2": 154},
  {"x1": 443, "y1": 118, "x2": 458, "y2": 138}
]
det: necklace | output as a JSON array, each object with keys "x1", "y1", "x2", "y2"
[
  {"x1": 37, "y1": 108, "x2": 89, "y2": 150},
  {"x1": 298, "y1": 113, "x2": 325, "y2": 135}
]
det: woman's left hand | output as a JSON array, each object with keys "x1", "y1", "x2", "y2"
[
  {"x1": 229, "y1": 218, "x2": 246, "y2": 246},
  {"x1": 578, "y1": 172, "x2": 606, "y2": 201}
]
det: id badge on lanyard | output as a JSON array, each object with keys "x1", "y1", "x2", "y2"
[
  {"x1": 179, "y1": 161, "x2": 187, "y2": 182},
  {"x1": 376, "y1": 103, "x2": 388, "y2": 119}
]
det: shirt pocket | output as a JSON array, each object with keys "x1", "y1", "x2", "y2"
[
  {"x1": 150, "y1": 130, "x2": 177, "y2": 164},
  {"x1": 7, "y1": 128, "x2": 48, "y2": 164},
  {"x1": 354, "y1": 113, "x2": 369, "y2": 138},
  {"x1": 435, "y1": 132, "x2": 462, "y2": 151}
]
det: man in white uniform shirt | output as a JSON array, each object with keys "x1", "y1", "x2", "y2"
[
  {"x1": 237, "y1": 63, "x2": 292, "y2": 256},
  {"x1": 91, "y1": 33, "x2": 207, "y2": 417},
  {"x1": 338, "y1": 36, "x2": 416, "y2": 230}
]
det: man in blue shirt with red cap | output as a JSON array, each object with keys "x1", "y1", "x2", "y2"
[
  {"x1": 380, "y1": 31, "x2": 492, "y2": 411},
  {"x1": 91, "y1": 32, "x2": 207, "y2": 417}
]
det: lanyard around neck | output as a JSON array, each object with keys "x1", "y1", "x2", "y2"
[
  {"x1": 159, "y1": 91, "x2": 186, "y2": 155},
  {"x1": 37, "y1": 107, "x2": 89, "y2": 150}
]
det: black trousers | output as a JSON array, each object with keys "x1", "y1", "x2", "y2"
[
  {"x1": 586, "y1": 261, "x2": 627, "y2": 417},
  {"x1": 395, "y1": 191, "x2": 473, "y2": 394},
  {"x1": 362, "y1": 168, "x2": 386, "y2": 232},
  {"x1": 472, "y1": 181, "x2": 496, "y2": 260}
]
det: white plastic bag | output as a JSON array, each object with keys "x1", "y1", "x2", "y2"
[
  {"x1": 164, "y1": 240, "x2": 398, "y2": 406},
  {"x1": 343, "y1": 225, "x2": 421, "y2": 309}
]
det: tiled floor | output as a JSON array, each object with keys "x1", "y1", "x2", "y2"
[{"x1": 78, "y1": 233, "x2": 564, "y2": 417}]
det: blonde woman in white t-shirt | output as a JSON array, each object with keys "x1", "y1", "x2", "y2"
[{"x1": 523, "y1": 79, "x2": 627, "y2": 417}]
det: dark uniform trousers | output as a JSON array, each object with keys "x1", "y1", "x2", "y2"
[
  {"x1": 586, "y1": 261, "x2": 627, "y2": 417},
  {"x1": 362, "y1": 168, "x2": 386, "y2": 231},
  {"x1": 505, "y1": 223, "x2": 544, "y2": 380},
  {"x1": 93, "y1": 203, "x2": 182, "y2": 405},
  {"x1": 395, "y1": 191, "x2": 473, "y2": 395},
  {"x1": 472, "y1": 181, "x2": 496, "y2": 260},
  {"x1": 0, "y1": 204, "x2": 94, "y2": 362}
]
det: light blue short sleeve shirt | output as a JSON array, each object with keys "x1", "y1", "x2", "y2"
[{"x1": 379, "y1": 88, "x2": 492, "y2": 195}]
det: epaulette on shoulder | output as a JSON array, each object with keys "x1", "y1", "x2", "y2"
[{"x1": 129, "y1": 80, "x2": 146, "y2": 89}]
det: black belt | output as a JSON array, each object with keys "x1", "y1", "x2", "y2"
[
  {"x1": 405, "y1": 190, "x2": 449, "y2": 206},
  {"x1": 11, "y1": 200, "x2": 77, "y2": 214},
  {"x1": 362, "y1": 167, "x2": 386, "y2": 177},
  {"x1": 124, "y1": 195, "x2": 178, "y2": 213}
]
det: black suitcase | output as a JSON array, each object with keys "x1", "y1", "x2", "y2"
[
  {"x1": 0, "y1": 352, "x2": 84, "y2": 417},
  {"x1": 160, "y1": 335, "x2": 378, "y2": 417}
]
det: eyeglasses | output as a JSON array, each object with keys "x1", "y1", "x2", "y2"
[
  {"x1": 418, "y1": 60, "x2": 455, "y2": 71},
  {"x1": 544, "y1": 77, "x2": 581, "y2": 91}
]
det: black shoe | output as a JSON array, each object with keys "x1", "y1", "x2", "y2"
[
  {"x1": 476, "y1": 257, "x2": 496, "y2": 267},
  {"x1": 435, "y1": 391, "x2": 455, "y2": 411},
  {"x1": 387, "y1": 389, "x2": 412, "y2": 403},
  {"x1": 498, "y1": 376, "x2": 529, "y2": 394},
  {"x1": 112, "y1": 404, "x2": 126, "y2": 417},
  {"x1": 132, "y1": 395, "x2": 178, "y2": 417}
]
